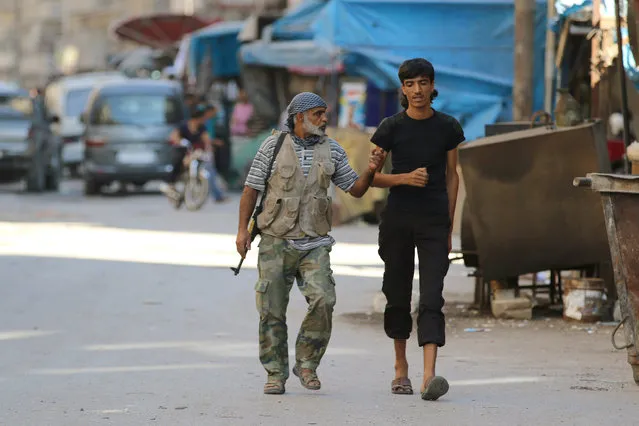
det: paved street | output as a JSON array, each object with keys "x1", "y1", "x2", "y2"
[{"x1": 1, "y1": 180, "x2": 638, "y2": 425}]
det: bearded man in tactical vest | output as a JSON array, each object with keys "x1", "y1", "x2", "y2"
[{"x1": 237, "y1": 92, "x2": 384, "y2": 395}]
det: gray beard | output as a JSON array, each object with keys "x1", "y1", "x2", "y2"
[{"x1": 303, "y1": 117, "x2": 326, "y2": 137}]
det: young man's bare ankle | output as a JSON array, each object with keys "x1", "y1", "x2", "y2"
[
  {"x1": 393, "y1": 339, "x2": 409, "y2": 377},
  {"x1": 423, "y1": 372, "x2": 435, "y2": 381},
  {"x1": 394, "y1": 360, "x2": 409, "y2": 378}
]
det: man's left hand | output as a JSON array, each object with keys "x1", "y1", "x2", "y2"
[{"x1": 368, "y1": 147, "x2": 386, "y2": 173}]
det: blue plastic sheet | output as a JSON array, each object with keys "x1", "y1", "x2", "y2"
[
  {"x1": 311, "y1": 0, "x2": 548, "y2": 141},
  {"x1": 188, "y1": 21, "x2": 245, "y2": 79},
  {"x1": 617, "y1": 26, "x2": 639, "y2": 91},
  {"x1": 271, "y1": 0, "x2": 328, "y2": 40},
  {"x1": 550, "y1": 1, "x2": 623, "y2": 32},
  {"x1": 240, "y1": 39, "x2": 340, "y2": 68}
]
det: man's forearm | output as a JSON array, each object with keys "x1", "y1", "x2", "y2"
[
  {"x1": 372, "y1": 172, "x2": 406, "y2": 188},
  {"x1": 446, "y1": 170, "x2": 459, "y2": 229},
  {"x1": 238, "y1": 186, "x2": 259, "y2": 230},
  {"x1": 349, "y1": 170, "x2": 375, "y2": 198}
]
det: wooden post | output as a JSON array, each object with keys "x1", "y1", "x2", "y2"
[
  {"x1": 591, "y1": 0, "x2": 601, "y2": 118},
  {"x1": 614, "y1": 0, "x2": 633, "y2": 173},
  {"x1": 513, "y1": 0, "x2": 536, "y2": 121},
  {"x1": 544, "y1": 0, "x2": 557, "y2": 113}
]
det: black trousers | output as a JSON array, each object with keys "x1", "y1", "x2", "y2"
[
  {"x1": 378, "y1": 209, "x2": 450, "y2": 347},
  {"x1": 170, "y1": 146, "x2": 188, "y2": 183}
]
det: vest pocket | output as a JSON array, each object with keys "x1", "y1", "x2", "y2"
[
  {"x1": 318, "y1": 161, "x2": 335, "y2": 189},
  {"x1": 270, "y1": 196, "x2": 301, "y2": 235},
  {"x1": 275, "y1": 164, "x2": 297, "y2": 191},
  {"x1": 256, "y1": 197, "x2": 281, "y2": 230},
  {"x1": 311, "y1": 195, "x2": 332, "y2": 235}
]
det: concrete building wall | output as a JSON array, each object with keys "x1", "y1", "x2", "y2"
[{"x1": 0, "y1": 0, "x2": 285, "y2": 87}]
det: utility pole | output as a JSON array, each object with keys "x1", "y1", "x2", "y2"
[
  {"x1": 543, "y1": 0, "x2": 556, "y2": 113},
  {"x1": 614, "y1": 0, "x2": 633, "y2": 172},
  {"x1": 591, "y1": 0, "x2": 601, "y2": 118},
  {"x1": 12, "y1": 0, "x2": 22, "y2": 83},
  {"x1": 513, "y1": 0, "x2": 535, "y2": 121}
]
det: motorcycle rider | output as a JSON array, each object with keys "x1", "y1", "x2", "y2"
[{"x1": 166, "y1": 103, "x2": 227, "y2": 203}]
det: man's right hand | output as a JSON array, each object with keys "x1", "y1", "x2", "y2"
[
  {"x1": 403, "y1": 167, "x2": 429, "y2": 187},
  {"x1": 236, "y1": 228, "x2": 252, "y2": 258}
]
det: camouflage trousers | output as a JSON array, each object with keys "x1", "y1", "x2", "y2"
[{"x1": 254, "y1": 234, "x2": 337, "y2": 381}]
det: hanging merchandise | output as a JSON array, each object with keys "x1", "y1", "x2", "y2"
[{"x1": 554, "y1": 88, "x2": 583, "y2": 127}]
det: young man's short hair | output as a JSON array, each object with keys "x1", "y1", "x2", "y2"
[{"x1": 398, "y1": 58, "x2": 439, "y2": 109}]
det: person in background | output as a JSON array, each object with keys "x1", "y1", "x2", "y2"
[
  {"x1": 230, "y1": 89, "x2": 254, "y2": 138},
  {"x1": 202, "y1": 104, "x2": 229, "y2": 203},
  {"x1": 166, "y1": 104, "x2": 227, "y2": 204},
  {"x1": 184, "y1": 93, "x2": 198, "y2": 116}
]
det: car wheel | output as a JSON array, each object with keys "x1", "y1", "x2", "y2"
[
  {"x1": 68, "y1": 164, "x2": 82, "y2": 179},
  {"x1": 26, "y1": 150, "x2": 45, "y2": 192},
  {"x1": 45, "y1": 149, "x2": 62, "y2": 191},
  {"x1": 83, "y1": 174, "x2": 100, "y2": 196},
  {"x1": 132, "y1": 181, "x2": 147, "y2": 190}
]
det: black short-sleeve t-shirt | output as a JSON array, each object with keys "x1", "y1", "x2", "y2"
[
  {"x1": 178, "y1": 121, "x2": 207, "y2": 150},
  {"x1": 371, "y1": 109, "x2": 465, "y2": 220}
]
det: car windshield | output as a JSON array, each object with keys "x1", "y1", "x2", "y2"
[
  {"x1": 65, "y1": 88, "x2": 93, "y2": 117},
  {"x1": 0, "y1": 94, "x2": 33, "y2": 119},
  {"x1": 94, "y1": 94, "x2": 183, "y2": 126}
]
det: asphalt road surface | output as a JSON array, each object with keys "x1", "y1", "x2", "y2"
[{"x1": 1, "y1": 180, "x2": 637, "y2": 425}]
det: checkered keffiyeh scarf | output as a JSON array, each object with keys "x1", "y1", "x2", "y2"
[{"x1": 285, "y1": 92, "x2": 328, "y2": 147}]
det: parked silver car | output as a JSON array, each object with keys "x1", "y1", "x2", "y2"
[
  {"x1": 0, "y1": 83, "x2": 62, "y2": 192},
  {"x1": 45, "y1": 71, "x2": 128, "y2": 177},
  {"x1": 80, "y1": 79, "x2": 187, "y2": 195}
]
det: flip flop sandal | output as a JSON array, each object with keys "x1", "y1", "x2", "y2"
[
  {"x1": 421, "y1": 376, "x2": 449, "y2": 401},
  {"x1": 391, "y1": 377, "x2": 414, "y2": 395},
  {"x1": 263, "y1": 379, "x2": 285, "y2": 395},
  {"x1": 292, "y1": 366, "x2": 321, "y2": 390}
]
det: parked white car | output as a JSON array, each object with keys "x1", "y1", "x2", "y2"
[{"x1": 44, "y1": 72, "x2": 128, "y2": 177}]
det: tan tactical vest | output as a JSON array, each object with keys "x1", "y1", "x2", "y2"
[{"x1": 256, "y1": 132, "x2": 335, "y2": 239}]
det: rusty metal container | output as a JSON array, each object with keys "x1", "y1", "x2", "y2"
[
  {"x1": 484, "y1": 121, "x2": 545, "y2": 137},
  {"x1": 459, "y1": 120, "x2": 613, "y2": 283},
  {"x1": 573, "y1": 173, "x2": 639, "y2": 384}
]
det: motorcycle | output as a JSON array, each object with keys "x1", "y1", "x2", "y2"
[{"x1": 162, "y1": 139, "x2": 210, "y2": 211}]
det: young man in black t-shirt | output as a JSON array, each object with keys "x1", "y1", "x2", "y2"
[{"x1": 370, "y1": 58, "x2": 465, "y2": 401}]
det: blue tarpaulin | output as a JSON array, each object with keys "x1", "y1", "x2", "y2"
[
  {"x1": 619, "y1": 27, "x2": 639, "y2": 91},
  {"x1": 240, "y1": 39, "x2": 340, "y2": 68},
  {"x1": 554, "y1": 0, "x2": 619, "y2": 20},
  {"x1": 271, "y1": 0, "x2": 328, "y2": 40},
  {"x1": 240, "y1": 0, "x2": 339, "y2": 69},
  {"x1": 240, "y1": 0, "x2": 337, "y2": 69},
  {"x1": 188, "y1": 21, "x2": 245, "y2": 79},
  {"x1": 549, "y1": 1, "x2": 621, "y2": 32},
  {"x1": 310, "y1": 0, "x2": 548, "y2": 141}
]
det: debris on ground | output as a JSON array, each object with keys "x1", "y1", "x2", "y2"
[{"x1": 570, "y1": 385, "x2": 608, "y2": 392}]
